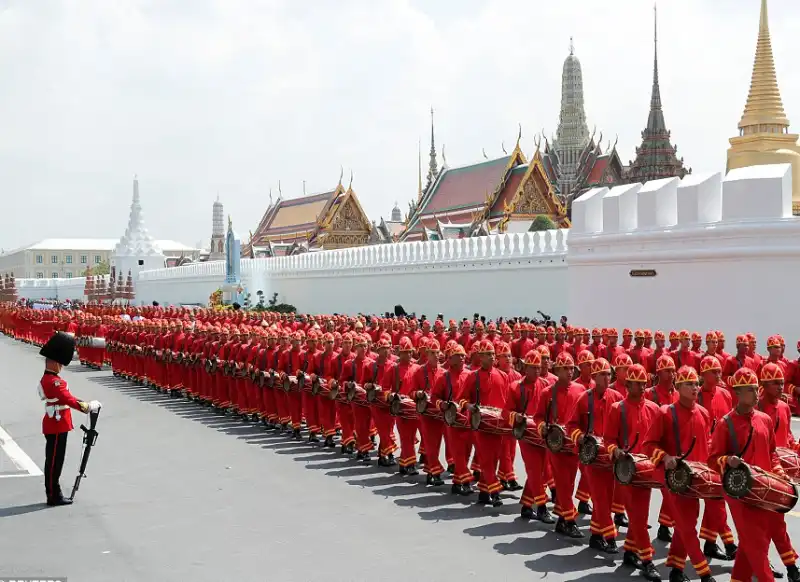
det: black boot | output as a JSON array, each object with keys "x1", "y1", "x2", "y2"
[
  {"x1": 386, "y1": 454, "x2": 397, "y2": 466},
  {"x1": 418, "y1": 453, "x2": 426, "y2": 465},
  {"x1": 640, "y1": 561, "x2": 662, "y2": 581},
  {"x1": 426, "y1": 473, "x2": 444, "y2": 486},
  {"x1": 555, "y1": 518, "x2": 584, "y2": 538},
  {"x1": 622, "y1": 550, "x2": 642, "y2": 569},
  {"x1": 520, "y1": 505, "x2": 534, "y2": 520},
  {"x1": 446, "y1": 463, "x2": 455, "y2": 473},
  {"x1": 657, "y1": 525, "x2": 673, "y2": 542},
  {"x1": 703, "y1": 541, "x2": 728, "y2": 561},
  {"x1": 578, "y1": 500, "x2": 593, "y2": 515},
  {"x1": 405, "y1": 464, "x2": 419, "y2": 476},
  {"x1": 589, "y1": 534, "x2": 610, "y2": 552},
  {"x1": 549, "y1": 487, "x2": 557, "y2": 504},
  {"x1": 699, "y1": 576, "x2": 716, "y2": 582},
  {"x1": 787, "y1": 564, "x2": 800, "y2": 582},
  {"x1": 536, "y1": 504, "x2": 555, "y2": 524},
  {"x1": 668, "y1": 568, "x2": 689, "y2": 582},
  {"x1": 604, "y1": 538, "x2": 619, "y2": 554},
  {"x1": 473, "y1": 470, "x2": 481, "y2": 481},
  {"x1": 308, "y1": 433, "x2": 320, "y2": 443},
  {"x1": 46, "y1": 496, "x2": 73, "y2": 507},
  {"x1": 370, "y1": 435, "x2": 376, "y2": 445},
  {"x1": 451, "y1": 483, "x2": 461, "y2": 495},
  {"x1": 614, "y1": 512, "x2": 629, "y2": 528},
  {"x1": 324, "y1": 435, "x2": 335, "y2": 448},
  {"x1": 505, "y1": 479, "x2": 523, "y2": 491},
  {"x1": 499, "y1": 479, "x2": 509, "y2": 490},
  {"x1": 398, "y1": 465, "x2": 408, "y2": 476},
  {"x1": 724, "y1": 542, "x2": 737, "y2": 559},
  {"x1": 458, "y1": 483, "x2": 473, "y2": 496},
  {"x1": 292, "y1": 428, "x2": 302, "y2": 440},
  {"x1": 345, "y1": 442, "x2": 355, "y2": 455},
  {"x1": 477, "y1": 491, "x2": 491, "y2": 505},
  {"x1": 490, "y1": 492, "x2": 503, "y2": 507},
  {"x1": 339, "y1": 444, "x2": 349, "y2": 455}
]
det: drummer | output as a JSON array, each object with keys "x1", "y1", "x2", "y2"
[
  {"x1": 643, "y1": 366, "x2": 715, "y2": 582},
  {"x1": 605, "y1": 363, "x2": 661, "y2": 580},
  {"x1": 709, "y1": 367, "x2": 786, "y2": 582},
  {"x1": 757, "y1": 363, "x2": 800, "y2": 582}
]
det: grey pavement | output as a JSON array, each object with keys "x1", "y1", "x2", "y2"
[{"x1": 0, "y1": 335, "x2": 797, "y2": 582}]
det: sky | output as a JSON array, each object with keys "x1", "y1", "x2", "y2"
[{"x1": 0, "y1": 0, "x2": 798, "y2": 252}]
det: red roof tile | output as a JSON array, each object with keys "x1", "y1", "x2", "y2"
[
  {"x1": 421, "y1": 156, "x2": 511, "y2": 215},
  {"x1": 489, "y1": 165, "x2": 527, "y2": 217}
]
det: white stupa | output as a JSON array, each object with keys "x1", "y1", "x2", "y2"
[{"x1": 111, "y1": 175, "x2": 166, "y2": 279}]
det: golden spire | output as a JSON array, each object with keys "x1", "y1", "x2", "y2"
[
  {"x1": 417, "y1": 138, "x2": 423, "y2": 200},
  {"x1": 738, "y1": 0, "x2": 790, "y2": 134}
]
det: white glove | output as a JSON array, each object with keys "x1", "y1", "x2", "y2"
[{"x1": 88, "y1": 400, "x2": 102, "y2": 413}]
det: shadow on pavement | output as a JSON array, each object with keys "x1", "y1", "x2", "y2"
[{"x1": 0, "y1": 502, "x2": 50, "y2": 518}]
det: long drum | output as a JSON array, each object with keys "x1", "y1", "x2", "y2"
[
  {"x1": 614, "y1": 453, "x2": 661, "y2": 489},
  {"x1": 389, "y1": 394, "x2": 418, "y2": 420},
  {"x1": 469, "y1": 405, "x2": 511, "y2": 436},
  {"x1": 776, "y1": 447, "x2": 800, "y2": 481},
  {"x1": 366, "y1": 385, "x2": 389, "y2": 409},
  {"x1": 346, "y1": 382, "x2": 369, "y2": 406},
  {"x1": 723, "y1": 463, "x2": 799, "y2": 513},
  {"x1": 314, "y1": 377, "x2": 340, "y2": 401},
  {"x1": 442, "y1": 402, "x2": 470, "y2": 430},
  {"x1": 666, "y1": 460, "x2": 723, "y2": 499},
  {"x1": 579, "y1": 435, "x2": 613, "y2": 470},
  {"x1": 545, "y1": 424, "x2": 576, "y2": 455},
  {"x1": 511, "y1": 414, "x2": 546, "y2": 448},
  {"x1": 415, "y1": 393, "x2": 443, "y2": 421},
  {"x1": 88, "y1": 337, "x2": 106, "y2": 349}
]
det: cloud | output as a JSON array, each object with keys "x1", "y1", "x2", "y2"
[{"x1": 0, "y1": 0, "x2": 796, "y2": 251}]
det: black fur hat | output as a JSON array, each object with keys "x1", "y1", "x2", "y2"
[{"x1": 40, "y1": 332, "x2": 75, "y2": 366}]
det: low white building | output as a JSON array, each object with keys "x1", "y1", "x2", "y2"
[{"x1": 0, "y1": 238, "x2": 199, "y2": 279}]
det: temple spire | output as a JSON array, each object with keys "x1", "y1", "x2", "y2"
[
  {"x1": 647, "y1": 3, "x2": 665, "y2": 132},
  {"x1": 425, "y1": 107, "x2": 438, "y2": 192},
  {"x1": 417, "y1": 138, "x2": 423, "y2": 200},
  {"x1": 738, "y1": 0, "x2": 789, "y2": 134}
]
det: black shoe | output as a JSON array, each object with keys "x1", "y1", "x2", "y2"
[
  {"x1": 578, "y1": 500, "x2": 593, "y2": 515},
  {"x1": 614, "y1": 512, "x2": 629, "y2": 528},
  {"x1": 418, "y1": 453, "x2": 426, "y2": 465},
  {"x1": 668, "y1": 568, "x2": 690, "y2": 582},
  {"x1": 773, "y1": 563, "x2": 785, "y2": 579},
  {"x1": 405, "y1": 465, "x2": 419, "y2": 476},
  {"x1": 786, "y1": 565, "x2": 800, "y2": 582},
  {"x1": 623, "y1": 550, "x2": 642, "y2": 569},
  {"x1": 345, "y1": 442, "x2": 355, "y2": 455},
  {"x1": 46, "y1": 496, "x2": 73, "y2": 507},
  {"x1": 427, "y1": 474, "x2": 444, "y2": 486},
  {"x1": 703, "y1": 541, "x2": 728, "y2": 561},
  {"x1": 324, "y1": 436, "x2": 335, "y2": 448},
  {"x1": 446, "y1": 463, "x2": 455, "y2": 473},
  {"x1": 536, "y1": 504, "x2": 555, "y2": 524},
  {"x1": 556, "y1": 519, "x2": 584, "y2": 539},
  {"x1": 340, "y1": 445, "x2": 348, "y2": 455},
  {"x1": 399, "y1": 465, "x2": 408, "y2": 476},
  {"x1": 699, "y1": 576, "x2": 716, "y2": 582},
  {"x1": 604, "y1": 539, "x2": 619, "y2": 554},
  {"x1": 458, "y1": 483, "x2": 473, "y2": 496},
  {"x1": 473, "y1": 470, "x2": 481, "y2": 481},
  {"x1": 451, "y1": 483, "x2": 461, "y2": 495},
  {"x1": 640, "y1": 561, "x2": 662, "y2": 581},
  {"x1": 490, "y1": 493, "x2": 503, "y2": 507},
  {"x1": 499, "y1": 479, "x2": 509, "y2": 490},
  {"x1": 589, "y1": 534, "x2": 609, "y2": 552},
  {"x1": 506, "y1": 479, "x2": 523, "y2": 491},
  {"x1": 657, "y1": 525, "x2": 673, "y2": 542},
  {"x1": 520, "y1": 505, "x2": 534, "y2": 520},
  {"x1": 370, "y1": 435, "x2": 377, "y2": 445},
  {"x1": 550, "y1": 487, "x2": 557, "y2": 504},
  {"x1": 476, "y1": 491, "x2": 491, "y2": 505},
  {"x1": 292, "y1": 429, "x2": 302, "y2": 440},
  {"x1": 386, "y1": 454, "x2": 397, "y2": 466},
  {"x1": 378, "y1": 455, "x2": 397, "y2": 467},
  {"x1": 724, "y1": 542, "x2": 737, "y2": 559},
  {"x1": 308, "y1": 434, "x2": 320, "y2": 443}
]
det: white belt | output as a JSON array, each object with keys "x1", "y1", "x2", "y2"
[{"x1": 44, "y1": 403, "x2": 69, "y2": 419}]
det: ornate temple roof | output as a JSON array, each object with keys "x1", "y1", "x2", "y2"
[
  {"x1": 625, "y1": 5, "x2": 690, "y2": 183},
  {"x1": 252, "y1": 188, "x2": 341, "y2": 244},
  {"x1": 114, "y1": 176, "x2": 163, "y2": 258}
]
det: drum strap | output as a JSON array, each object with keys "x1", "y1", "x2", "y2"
[
  {"x1": 372, "y1": 361, "x2": 379, "y2": 383},
  {"x1": 548, "y1": 384, "x2": 558, "y2": 425},
  {"x1": 273, "y1": 350, "x2": 280, "y2": 371},
  {"x1": 393, "y1": 363, "x2": 401, "y2": 394},
  {"x1": 259, "y1": 349, "x2": 268, "y2": 371},
  {"x1": 620, "y1": 401, "x2": 629, "y2": 448},
  {"x1": 302, "y1": 352, "x2": 309, "y2": 373},
  {"x1": 446, "y1": 372, "x2": 454, "y2": 401},
  {"x1": 670, "y1": 404, "x2": 682, "y2": 457},
  {"x1": 724, "y1": 414, "x2": 740, "y2": 454},
  {"x1": 474, "y1": 371, "x2": 481, "y2": 406},
  {"x1": 337, "y1": 354, "x2": 343, "y2": 379},
  {"x1": 587, "y1": 389, "x2": 595, "y2": 435},
  {"x1": 649, "y1": 388, "x2": 660, "y2": 406},
  {"x1": 519, "y1": 380, "x2": 528, "y2": 414},
  {"x1": 424, "y1": 366, "x2": 429, "y2": 391}
]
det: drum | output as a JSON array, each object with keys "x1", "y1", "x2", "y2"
[
  {"x1": 282, "y1": 375, "x2": 293, "y2": 393},
  {"x1": 666, "y1": 460, "x2": 723, "y2": 499},
  {"x1": 545, "y1": 424, "x2": 575, "y2": 454},
  {"x1": 442, "y1": 402, "x2": 470, "y2": 429},
  {"x1": 469, "y1": 405, "x2": 511, "y2": 436},
  {"x1": 614, "y1": 453, "x2": 661, "y2": 489},
  {"x1": 723, "y1": 463, "x2": 799, "y2": 513},
  {"x1": 511, "y1": 414, "x2": 546, "y2": 448},
  {"x1": 346, "y1": 382, "x2": 368, "y2": 405},
  {"x1": 316, "y1": 378, "x2": 340, "y2": 401},
  {"x1": 389, "y1": 394, "x2": 418, "y2": 420},
  {"x1": 579, "y1": 435, "x2": 612, "y2": 470},
  {"x1": 415, "y1": 393, "x2": 443, "y2": 421},
  {"x1": 88, "y1": 337, "x2": 106, "y2": 349},
  {"x1": 776, "y1": 447, "x2": 800, "y2": 481}
]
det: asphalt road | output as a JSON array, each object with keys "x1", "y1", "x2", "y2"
[{"x1": 0, "y1": 336, "x2": 798, "y2": 582}]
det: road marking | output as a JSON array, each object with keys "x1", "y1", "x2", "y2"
[
  {"x1": 0, "y1": 425, "x2": 43, "y2": 478},
  {"x1": 790, "y1": 511, "x2": 800, "y2": 518}
]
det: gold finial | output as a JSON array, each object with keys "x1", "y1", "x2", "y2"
[
  {"x1": 501, "y1": 141, "x2": 507, "y2": 154},
  {"x1": 417, "y1": 138, "x2": 423, "y2": 199},
  {"x1": 516, "y1": 123, "x2": 522, "y2": 148},
  {"x1": 482, "y1": 148, "x2": 488, "y2": 160},
  {"x1": 569, "y1": 36, "x2": 574, "y2": 56},
  {"x1": 441, "y1": 143, "x2": 448, "y2": 167},
  {"x1": 228, "y1": 215, "x2": 232, "y2": 230},
  {"x1": 348, "y1": 169, "x2": 353, "y2": 190},
  {"x1": 278, "y1": 180, "x2": 282, "y2": 199},
  {"x1": 738, "y1": 0, "x2": 790, "y2": 132}
]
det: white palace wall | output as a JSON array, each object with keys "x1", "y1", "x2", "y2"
[{"x1": 569, "y1": 163, "x2": 798, "y2": 344}]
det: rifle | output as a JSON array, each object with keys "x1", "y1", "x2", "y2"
[{"x1": 69, "y1": 406, "x2": 102, "y2": 500}]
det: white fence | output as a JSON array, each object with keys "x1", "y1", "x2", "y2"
[{"x1": 16, "y1": 277, "x2": 87, "y2": 301}]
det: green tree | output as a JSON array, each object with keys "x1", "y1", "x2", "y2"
[
  {"x1": 90, "y1": 260, "x2": 110, "y2": 275},
  {"x1": 528, "y1": 215, "x2": 556, "y2": 232}
]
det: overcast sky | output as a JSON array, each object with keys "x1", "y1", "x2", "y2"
[{"x1": 0, "y1": 0, "x2": 797, "y2": 251}]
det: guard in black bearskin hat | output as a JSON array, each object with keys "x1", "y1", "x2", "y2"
[{"x1": 38, "y1": 332, "x2": 101, "y2": 506}]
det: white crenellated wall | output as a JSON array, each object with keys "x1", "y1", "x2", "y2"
[
  {"x1": 569, "y1": 163, "x2": 798, "y2": 345},
  {"x1": 136, "y1": 261, "x2": 227, "y2": 306},
  {"x1": 16, "y1": 277, "x2": 88, "y2": 301}
]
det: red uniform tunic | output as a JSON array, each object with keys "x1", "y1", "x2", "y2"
[
  {"x1": 505, "y1": 376, "x2": 549, "y2": 508},
  {"x1": 366, "y1": 358, "x2": 396, "y2": 457},
  {"x1": 382, "y1": 360, "x2": 418, "y2": 467},
  {"x1": 410, "y1": 362, "x2": 451, "y2": 476},
  {"x1": 39, "y1": 372, "x2": 83, "y2": 435}
]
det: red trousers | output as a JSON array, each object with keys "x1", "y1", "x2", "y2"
[
  {"x1": 549, "y1": 451, "x2": 579, "y2": 521},
  {"x1": 587, "y1": 466, "x2": 617, "y2": 539},
  {"x1": 448, "y1": 426, "x2": 473, "y2": 484},
  {"x1": 727, "y1": 498, "x2": 774, "y2": 582},
  {"x1": 419, "y1": 417, "x2": 446, "y2": 475},
  {"x1": 700, "y1": 498, "x2": 735, "y2": 545},
  {"x1": 576, "y1": 466, "x2": 592, "y2": 504},
  {"x1": 396, "y1": 417, "x2": 419, "y2": 467},
  {"x1": 336, "y1": 401, "x2": 355, "y2": 446},
  {"x1": 664, "y1": 493, "x2": 712, "y2": 577},
  {"x1": 519, "y1": 443, "x2": 548, "y2": 508},
  {"x1": 498, "y1": 436, "x2": 517, "y2": 482},
  {"x1": 475, "y1": 432, "x2": 503, "y2": 494},
  {"x1": 287, "y1": 391, "x2": 303, "y2": 430},
  {"x1": 302, "y1": 391, "x2": 320, "y2": 434},
  {"x1": 620, "y1": 485, "x2": 655, "y2": 562},
  {"x1": 370, "y1": 406, "x2": 397, "y2": 457},
  {"x1": 771, "y1": 513, "x2": 798, "y2": 566},
  {"x1": 659, "y1": 496, "x2": 674, "y2": 527},
  {"x1": 274, "y1": 389, "x2": 289, "y2": 425},
  {"x1": 352, "y1": 403, "x2": 373, "y2": 453},
  {"x1": 246, "y1": 380, "x2": 259, "y2": 415},
  {"x1": 317, "y1": 397, "x2": 337, "y2": 438}
]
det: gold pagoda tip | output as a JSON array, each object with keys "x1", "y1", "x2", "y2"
[{"x1": 737, "y1": 0, "x2": 790, "y2": 132}]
